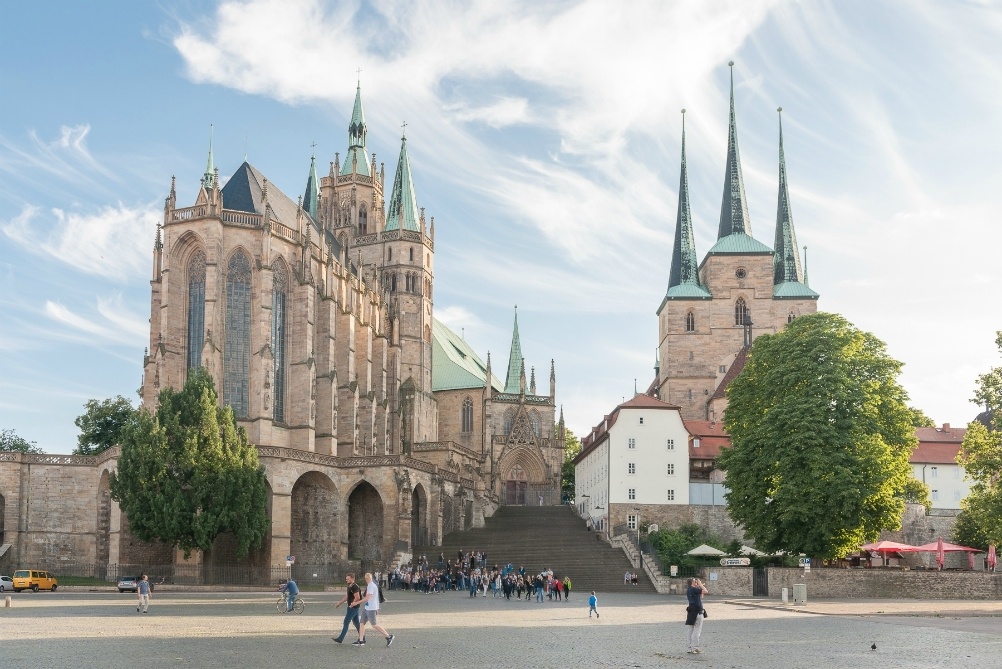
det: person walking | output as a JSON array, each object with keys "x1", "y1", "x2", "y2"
[
  {"x1": 588, "y1": 591, "x2": 599, "y2": 618},
  {"x1": 332, "y1": 573, "x2": 362, "y2": 644},
  {"x1": 685, "y1": 577, "x2": 708, "y2": 654},
  {"x1": 563, "y1": 575, "x2": 571, "y2": 601},
  {"x1": 136, "y1": 574, "x2": 151, "y2": 614},
  {"x1": 353, "y1": 572, "x2": 394, "y2": 647}
]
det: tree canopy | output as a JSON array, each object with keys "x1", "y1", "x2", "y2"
[
  {"x1": 955, "y1": 331, "x2": 1002, "y2": 549},
  {"x1": 109, "y1": 368, "x2": 270, "y2": 558},
  {"x1": 907, "y1": 406, "x2": 936, "y2": 428},
  {"x1": 559, "y1": 427, "x2": 581, "y2": 501},
  {"x1": 74, "y1": 395, "x2": 138, "y2": 455},
  {"x1": 717, "y1": 312, "x2": 916, "y2": 560},
  {"x1": 0, "y1": 428, "x2": 44, "y2": 453}
]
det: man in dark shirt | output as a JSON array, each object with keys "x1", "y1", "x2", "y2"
[
  {"x1": 333, "y1": 573, "x2": 362, "y2": 643},
  {"x1": 685, "y1": 577, "x2": 708, "y2": 653}
]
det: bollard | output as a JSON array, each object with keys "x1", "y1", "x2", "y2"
[
  {"x1": 781, "y1": 587, "x2": 788, "y2": 604},
  {"x1": 5, "y1": 595, "x2": 11, "y2": 608}
]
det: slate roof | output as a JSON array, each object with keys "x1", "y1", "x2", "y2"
[
  {"x1": 431, "y1": 318, "x2": 503, "y2": 392},
  {"x1": 773, "y1": 281, "x2": 820, "y2": 299},
  {"x1": 705, "y1": 232, "x2": 773, "y2": 255},
  {"x1": 385, "y1": 135, "x2": 421, "y2": 232}
]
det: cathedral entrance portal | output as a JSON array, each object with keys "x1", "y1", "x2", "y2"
[
  {"x1": 347, "y1": 482, "x2": 384, "y2": 563},
  {"x1": 504, "y1": 464, "x2": 527, "y2": 506},
  {"x1": 411, "y1": 484, "x2": 428, "y2": 548}
]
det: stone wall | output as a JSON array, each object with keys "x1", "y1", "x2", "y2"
[
  {"x1": 611, "y1": 503, "x2": 748, "y2": 544},
  {"x1": 766, "y1": 568, "x2": 1002, "y2": 600}
]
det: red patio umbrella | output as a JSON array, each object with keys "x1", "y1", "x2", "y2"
[
  {"x1": 936, "y1": 537, "x2": 945, "y2": 570},
  {"x1": 988, "y1": 545, "x2": 997, "y2": 572},
  {"x1": 859, "y1": 541, "x2": 917, "y2": 565}
]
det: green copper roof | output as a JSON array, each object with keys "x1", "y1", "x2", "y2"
[
  {"x1": 772, "y1": 108, "x2": 806, "y2": 287},
  {"x1": 706, "y1": 232, "x2": 773, "y2": 255},
  {"x1": 717, "y1": 63, "x2": 753, "y2": 240},
  {"x1": 303, "y1": 153, "x2": 320, "y2": 221},
  {"x1": 432, "y1": 318, "x2": 503, "y2": 392},
  {"x1": 385, "y1": 134, "x2": 420, "y2": 232},
  {"x1": 773, "y1": 281, "x2": 820, "y2": 299},
  {"x1": 504, "y1": 307, "x2": 523, "y2": 394},
  {"x1": 339, "y1": 82, "x2": 371, "y2": 177},
  {"x1": 667, "y1": 110, "x2": 711, "y2": 301}
]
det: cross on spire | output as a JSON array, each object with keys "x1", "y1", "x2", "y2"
[
  {"x1": 401, "y1": 121, "x2": 408, "y2": 139},
  {"x1": 356, "y1": 66, "x2": 362, "y2": 81}
]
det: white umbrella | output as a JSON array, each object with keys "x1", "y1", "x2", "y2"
[
  {"x1": 739, "y1": 545, "x2": 767, "y2": 556},
  {"x1": 687, "y1": 544, "x2": 727, "y2": 556}
]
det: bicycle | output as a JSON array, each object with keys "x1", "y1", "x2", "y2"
[{"x1": 276, "y1": 595, "x2": 305, "y2": 614}]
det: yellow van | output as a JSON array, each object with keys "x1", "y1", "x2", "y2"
[{"x1": 12, "y1": 569, "x2": 58, "y2": 592}]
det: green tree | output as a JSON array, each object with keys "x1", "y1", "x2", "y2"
[
  {"x1": 717, "y1": 312, "x2": 916, "y2": 560},
  {"x1": 900, "y1": 477, "x2": 932, "y2": 512},
  {"x1": 559, "y1": 427, "x2": 581, "y2": 501},
  {"x1": 109, "y1": 369, "x2": 269, "y2": 558},
  {"x1": 0, "y1": 428, "x2": 44, "y2": 453},
  {"x1": 74, "y1": 395, "x2": 138, "y2": 455},
  {"x1": 907, "y1": 406, "x2": 935, "y2": 428},
  {"x1": 955, "y1": 333, "x2": 1002, "y2": 548}
]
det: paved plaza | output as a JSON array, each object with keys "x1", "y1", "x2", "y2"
[{"x1": 2, "y1": 588, "x2": 1001, "y2": 668}]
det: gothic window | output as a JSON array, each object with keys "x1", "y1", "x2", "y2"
[
  {"x1": 391, "y1": 274, "x2": 397, "y2": 292},
  {"x1": 788, "y1": 311, "x2": 796, "y2": 324},
  {"x1": 387, "y1": 247, "x2": 392, "y2": 262},
  {"x1": 358, "y1": 205, "x2": 368, "y2": 235},
  {"x1": 503, "y1": 409, "x2": 515, "y2": 435},
  {"x1": 224, "y1": 251, "x2": 252, "y2": 418},
  {"x1": 461, "y1": 397, "x2": 474, "y2": 433},
  {"x1": 186, "y1": 250, "x2": 206, "y2": 373},
  {"x1": 734, "y1": 297, "x2": 748, "y2": 326},
  {"x1": 530, "y1": 410, "x2": 541, "y2": 437},
  {"x1": 685, "y1": 311, "x2": 695, "y2": 333},
  {"x1": 409, "y1": 247, "x2": 414, "y2": 261},
  {"x1": 272, "y1": 261, "x2": 288, "y2": 423}
]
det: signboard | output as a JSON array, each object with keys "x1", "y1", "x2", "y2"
[
  {"x1": 647, "y1": 524, "x2": 659, "y2": 534},
  {"x1": 709, "y1": 571, "x2": 719, "y2": 581},
  {"x1": 286, "y1": 555, "x2": 296, "y2": 567},
  {"x1": 719, "y1": 557, "x2": 751, "y2": 567},
  {"x1": 798, "y1": 557, "x2": 811, "y2": 566},
  {"x1": 670, "y1": 565, "x2": 678, "y2": 577}
]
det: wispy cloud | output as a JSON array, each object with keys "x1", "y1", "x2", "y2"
[{"x1": 44, "y1": 294, "x2": 147, "y2": 347}]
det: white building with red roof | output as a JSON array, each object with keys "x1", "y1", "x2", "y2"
[{"x1": 912, "y1": 424, "x2": 969, "y2": 509}]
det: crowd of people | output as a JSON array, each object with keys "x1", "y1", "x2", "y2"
[{"x1": 387, "y1": 551, "x2": 573, "y2": 601}]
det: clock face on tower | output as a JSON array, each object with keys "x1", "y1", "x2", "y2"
[{"x1": 735, "y1": 268, "x2": 747, "y2": 279}]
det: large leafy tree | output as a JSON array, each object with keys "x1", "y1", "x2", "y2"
[
  {"x1": 955, "y1": 331, "x2": 1002, "y2": 548},
  {"x1": 110, "y1": 369, "x2": 269, "y2": 558},
  {"x1": 718, "y1": 312, "x2": 916, "y2": 559},
  {"x1": 74, "y1": 395, "x2": 138, "y2": 455},
  {"x1": 559, "y1": 427, "x2": 581, "y2": 501},
  {"x1": 0, "y1": 428, "x2": 44, "y2": 453}
]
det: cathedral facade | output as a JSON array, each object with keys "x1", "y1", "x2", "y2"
[
  {"x1": 655, "y1": 65, "x2": 819, "y2": 421},
  {"x1": 0, "y1": 83, "x2": 563, "y2": 577}
]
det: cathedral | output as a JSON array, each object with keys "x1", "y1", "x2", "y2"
[
  {"x1": 0, "y1": 81, "x2": 564, "y2": 578},
  {"x1": 655, "y1": 64, "x2": 819, "y2": 420}
]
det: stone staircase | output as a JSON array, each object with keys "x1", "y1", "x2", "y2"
[{"x1": 412, "y1": 505, "x2": 657, "y2": 593}]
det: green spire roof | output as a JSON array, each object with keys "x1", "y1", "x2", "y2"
[
  {"x1": 504, "y1": 307, "x2": 523, "y2": 394},
  {"x1": 717, "y1": 62, "x2": 752, "y2": 240},
  {"x1": 666, "y1": 110, "x2": 711, "y2": 301},
  {"x1": 303, "y1": 152, "x2": 320, "y2": 221},
  {"x1": 431, "y1": 319, "x2": 503, "y2": 391},
  {"x1": 385, "y1": 133, "x2": 420, "y2": 232},
  {"x1": 771, "y1": 109, "x2": 818, "y2": 300},
  {"x1": 339, "y1": 81, "x2": 371, "y2": 177},
  {"x1": 202, "y1": 124, "x2": 215, "y2": 189}
]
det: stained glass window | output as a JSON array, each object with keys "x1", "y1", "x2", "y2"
[
  {"x1": 461, "y1": 397, "x2": 474, "y2": 433},
  {"x1": 187, "y1": 251, "x2": 206, "y2": 373},
  {"x1": 224, "y1": 251, "x2": 252, "y2": 417},
  {"x1": 272, "y1": 261, "x2": 288, "y2": 423}
]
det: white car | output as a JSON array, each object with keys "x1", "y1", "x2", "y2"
[{"x1": 0, "y1": 575, "x2": 13, "y2": 591}]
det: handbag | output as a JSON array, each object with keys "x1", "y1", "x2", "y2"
[{"x1": 702, "y1": 607, "x2": 708, "y2": 618}]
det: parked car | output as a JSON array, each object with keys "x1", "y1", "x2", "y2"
[
  {"x1": 12, "y1": 570, "x2": 58, "y2": 592},
  {"x1": 0, "y1": 575, "x2": 13, "y2": 591},
  {"x1": 117, "y1": 575, "x2": 140, "y2": 593}
]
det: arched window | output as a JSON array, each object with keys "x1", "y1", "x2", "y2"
[
  {"x1": 787, "y1": 311, "x2": 796, "y2": 324},
  {"x1": 503, "y1": 409, "x2": 515, "y2": 435},
  {"x1": 272, "y1": 261, "x2": 288, "y2": 423},
  {"x1": 387, "y1": 247, "x2": 392, "y2": 262},
  {"x1": 391, "y1": 274, "x2": 397, "y2": 292},
  {"x1": 461, "y1": 397, "x2": 474, "y2": 433},
  {"x1": 530, "y1": 410, "x2": 541, "y2": 437},
  {"x1": 358, "y1": 205, "x2": 368, "y2": 235},
  {"x1": 224, "y1": 251, "x2": 252, "y2": 418},
  {"x1": 685, "y1": 311, "x2": 695, "y2": 333},
  {"x1": 734, "y1": 297, "x2": 748, "y2": 326},
  {"x1": 186, "y1": 250, "x2": 206, "y2": 372},
  {"x1": 409, "y1": 247, "x2": 414, "y2": 261}
]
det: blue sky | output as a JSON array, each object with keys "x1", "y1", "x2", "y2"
[{"x1": 2, "y1": 0, "x2": 1001, "y2": 454}]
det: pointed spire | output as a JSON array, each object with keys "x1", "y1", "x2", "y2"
[
  {"x1": 773, "y1": 107, "x2": 804, "y2": 286},
  {"x1": 667, "y1": 109, "x2": 709, "y2": 294},
  {"x1": 202, "y1": 124, "x2": 215, "y2": 189},
  {"x1": 803, "y1": 245, "x2": 810, "y2": 287},
  {"x1": 385, "y1": 129, "x2": 421, "y2": 231},
  {"x1": 530, "y1": 366, "x2": 536, "y2": 394},
  {"x1": 504, "y1": 306, "x2": 524, "y2": 394},
  {"x1": 717, "y1": 62, "x2": 752, "y2": 239},
  {"x1": 340, "y1": 79, "x2": 371, "y2": 177},
  {"x1": 304, "y1": 148, "x2": 320, "y2": 221}
]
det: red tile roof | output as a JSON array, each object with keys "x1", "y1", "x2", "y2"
[
  {"x1": 574, "y1": 394, "x2": 683, "y2": 464},
  {"x1": 709, "y1": 347, "x2": 748, "y2": 401}
]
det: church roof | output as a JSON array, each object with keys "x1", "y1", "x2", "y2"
[
  {"x1": 503, "y1": 308, "x2": 523, "y2": 394},
  {"x1": 666, "y1": 110, "x2": 712, "y2": 303},
  {"x1": 773, "y1": 281, "x2": 820, "y2": 299},
  {"x1": 717, "y1": 63, "x2": 753, "y2": 240},
  {"x1": 340, "y1": 82, "x2": 371, "y2": 177},
  {"x1": 709, "y1": 347, "x2": 748, "y2": 401},
  {"x1": 705, "y1": 232, "x2": 773, "y2": 255},
  {"x1": 385, "y1": 134, "x2": 421, "y2": 232},
  {"x1": 221, "y1": 162, "x2": 315, "y2": 229},
  {"x1": 303, "y1": 153, "x2": 320, "y2": 221},
  {"x1": 431, "y1": 318, "x2": 503, "y2": 392}
]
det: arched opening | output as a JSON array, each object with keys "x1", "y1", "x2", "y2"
[
  {"x1": 358, "y1": 205, "x2": 368, "y2": 235},
  {"x1": 411, "y1": 484, "x2": 428, "y2": 548},
  {"x1": 272, "y1": 259, "x2": 289, "y2": 422},
  {"x1": 505, "y1": 464, "x2": 527, "y2": 506},
  {"x1": 685, "y1": 311, "x2": 696, "y2": 333},
  {"x1": 204, "y1": 479, "x2": 272, "y2": 584},
  {"x1": 224, "y1": 250, "x2": 252, "y2": 417},
  {"x1": 787, "y1": 311, "x2": 796, "y2": 324},
  {"x1": 186, "y1": 250, "x2": 206, "y2": 373},
  {"x1": 503, "y1": 409, "x2": 515, "y2": 435},
  {"x1": 461, "y1": 397, "x2": 474, "y2": 433},
  {"x1": 347, "y1": 481, "x2": 384, "y2": 564},
  {"x1": 530, "y1": 410, "x2": 541, "y2": 437},
  {"x1": 734, "y1": 297, "x2": 748, "y2": 326},
  {"x1": 291, "y1": 472, "x2": 338, "y2": 566},
  {"x1": 96, "y1": 471, "x2": 111, "y2": 577}
]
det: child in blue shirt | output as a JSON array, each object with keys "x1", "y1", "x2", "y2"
[{"x1": 588, "y1": 591, "x2": 599, "y2": 618}]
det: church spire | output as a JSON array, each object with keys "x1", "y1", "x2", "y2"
[
  {"x1": 385, "y1": 128, "x2": 420, "y2": 231},
  {"x1": 304, "y1": 148, "x2": 320, "y2": 221},
  {"x1": 665, "y1": 110, "x2": 711, "y2": 302},
  {"x1": 504, "y1": 306, "x2": 524, "y2": 394},
  {"x1": 717, "y1": 62, "x2": 752, "y2": 240},
  {"x1": 202, "y1": 124, "x2": 215, "y2": 189},
  {"x1": 773, "y1": 108, "x2": 804, "y2": 285},
  {"x1": 340, "y1": 79, "x2": 371, "y2": 177}
]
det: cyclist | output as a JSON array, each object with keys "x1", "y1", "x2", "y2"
[{"x1": 279, "y1": 578, "x2": 300, "y2": 612}]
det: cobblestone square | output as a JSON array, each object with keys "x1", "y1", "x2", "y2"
[{"x1": 2, "y1": 589, "x2": 1001, "y2": 668}]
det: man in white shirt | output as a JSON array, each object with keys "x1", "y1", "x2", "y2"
[{"x1": 352, "y1": 572, "x2": 394, "y2": 647}]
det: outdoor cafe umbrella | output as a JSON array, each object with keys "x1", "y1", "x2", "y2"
[
  {"x1": 687, "y1": 544, "x2": 727, "y2": 556},
  {"x1": 899, "y1": 538, "x2": 980, "y2": 569},
  {"x1": 988, "y1": 545, "x2": 997, "y2": 572},
  {"x1": 859, "y1": 540, "x2": 917, "y2": 565}
]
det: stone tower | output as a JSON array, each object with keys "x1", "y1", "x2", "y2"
[{"x1": 656, "y1": 64, "x2": 820, "y2": 421}]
